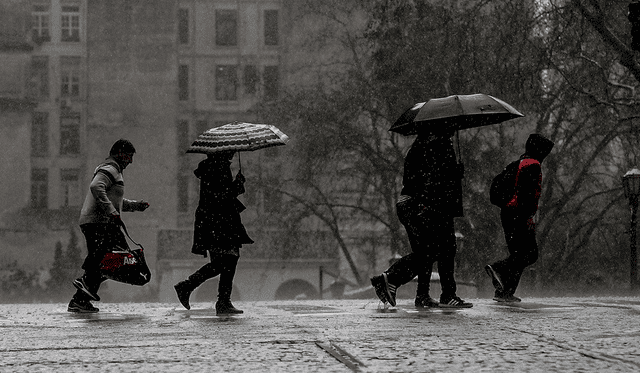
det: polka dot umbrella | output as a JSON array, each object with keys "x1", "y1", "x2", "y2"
[
  {"x1": 389, "y1": 94, "x2": 524, "y2": 136},
  {"x1": 187, "y1": 121, "x2": 289, "y2": 154},
  {"x1": 186, "y1": 121, "x2": 290, "y2": 171}
]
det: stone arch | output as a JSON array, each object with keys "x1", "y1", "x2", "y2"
[{"x1": 274, "y1": 279, "x2": 318, "y2": 300}]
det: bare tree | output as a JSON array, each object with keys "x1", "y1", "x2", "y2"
[{"x1": 259, "y1": 0, "x2": 640, "y2": 292}]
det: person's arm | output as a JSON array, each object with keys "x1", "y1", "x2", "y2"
[
  {"x1": 122, "y1": 199, "x2": 149, "y2": 212},
  {"x1": 89, "y1": 171, "x2": 117, "y2": 215},
  {"x1": 514, "y1": 161, "x2": 542, "y2": 218},
  {"x1": 232, "y1": 171, "x2": 246, "y2": 196}
]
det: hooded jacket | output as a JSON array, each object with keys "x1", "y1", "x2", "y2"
[
  {"x1": 505, "y1": 134, "x2": 554, "y2": 218},
  {"x1": 191, "y1": 156, "x2": 253, "y2": 257}
]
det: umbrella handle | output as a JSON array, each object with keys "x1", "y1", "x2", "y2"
[
  {"x1": 238, "y1": 152, "x2": 242, "y2": 172},
  {"x1": 455, "y1": 130, "x2": 461, "y2": 165},
  {"x1": 455, "y1": 130, "x2": 466, "y2": 186}
]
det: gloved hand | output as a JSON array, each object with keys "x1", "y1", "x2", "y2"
[
  {"x1": 235, "y1": 171, "x2": 245, "y2": 183},
  {"x1": 110, "y1": 213, "x2": 124, "y2": 226},
  {"x1": 137, "y1": 200, "x2": 150, "y2": 211}
]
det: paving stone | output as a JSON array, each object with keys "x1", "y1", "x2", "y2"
[{"x1": 0, "y1": 298, "x2": 639, "y2": 372}]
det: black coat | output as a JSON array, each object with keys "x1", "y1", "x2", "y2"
[
  {"x1": 191, "y1": 158, "x2": 253, "y2": 256},
  {"x1": 400, "y1": 135, "x2": 463, "y2": 217}
]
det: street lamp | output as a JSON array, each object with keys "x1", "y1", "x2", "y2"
[{"x1": 622, "y1": 168, "x2": 640, "y2": 291}]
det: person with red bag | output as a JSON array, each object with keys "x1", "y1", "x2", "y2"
[{"x1": 67, "y1": 139, "x2": 149, "y2": 313}]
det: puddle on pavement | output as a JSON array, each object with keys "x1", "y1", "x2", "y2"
[
  {"x1": 258, "y1": 305, "x2": 354, "y2": 317},
  {"x1": 267, "y1": 304, "x2": 343, "y2": 315},
  {"x1": 170, "y1": 308, "x2": 247, "y2": 323},
  {"x1": 488, "y1": 302, "x2": 583, "y2": 312},
  {"x1": 64, "y1": 312, "x2": 148, "y2": 323}
]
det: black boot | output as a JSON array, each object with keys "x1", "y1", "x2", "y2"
[
  {"x1": 175, "y1": 263, "x2": 219, "y2": 310},
  {"x1": 174, "y1": 281, "x2": 195, "y2": 310},
  {"x1": 215, "y1": 300, "x2": 243, "y2": 315},
  {"x1": 216, "y1": 255, "x2": 243, "y2": 315}
]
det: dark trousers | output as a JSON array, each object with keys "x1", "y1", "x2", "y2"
[
  {"x1": 386, "y1": 200, "x2": 457, "y2": 298},
  {"x1": 491, "y1": 209, "x2": 538, "y2": 296},
  {"x1": 185, "y1": 253, "x2": 239, "y2": 301},
  {"x1": 72, "y1": 224, "x2": 126, "y2": 302}
]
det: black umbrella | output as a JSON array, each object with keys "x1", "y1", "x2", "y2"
[{"x1": 390, "y1": 93, "x2": 524, "y2": 136}]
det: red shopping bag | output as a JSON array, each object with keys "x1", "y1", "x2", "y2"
[
  {"x1": 100, "y1": 247, "x2": 151, "y2": 286},
  {"x1": 99, "y1": 224, "x2": 151, "y2": 286}
]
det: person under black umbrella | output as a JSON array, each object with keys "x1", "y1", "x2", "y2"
[
  {"x1": 371, "y1": 128, "x2": 472, "y2": 308},
  {"x1": 174, "y1": 150, "x2": 254, "y2": 314}
]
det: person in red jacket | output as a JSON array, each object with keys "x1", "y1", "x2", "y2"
[{"x1": 485, "y1": 134, "x2": 554, "y2": 302}]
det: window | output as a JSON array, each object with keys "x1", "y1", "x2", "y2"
[
  {"x1": 60, "y1": 169, "x2": 80, "y2": 207},
  {"x1": 264, "y1": 10, "x2": 279, "y2": 46},
  {"x1": 61, "y1": 5, "x2": 80, "y2": 42},
  {"x1": 178, "y1": 120, "x2": 190, "y2": 151},
  {"x1": 31, "y1": 169, "x2": 48, "y2": 209},
  {"x1": 28, "y1": 56, "x2": 49, "y2": 99},
  {"x1": 177, "y1": 175, "x2": 189, "y2": 213},
  {"x1": 215, "y1": 65, "x2": 237, "y2": 101},
  {"x1": 61, "y1": 57, "x2": 81, "y2": 98},
  {"x1": 60, "y1": 114, "x2": 80, "y2": 155},
  {"x1": 244, "y1": 65, "x2": 258, "y2": 95},
  {"x1": 31, "y1": 112, "x2": 49, "y2": 157},
  {"x1": 196, "y1": 120, "x2": 209, "y2": 135},
  {"x1": 263, "y1": 65, "x2": 279, "y2": 100},
  {"x1": 216, "y1": 10, "x2": 237, "y2": 46},
  {"x1": 178, "y1": 8, "x2": 189, "y2": 45},
  {"x1": 178, "y1": 64, "x2": 189, "y2": 101},
  {"x1": 31, "y1": 4, "x2": 50, "y2": 42}
]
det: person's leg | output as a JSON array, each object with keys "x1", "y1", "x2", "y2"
[
  {"x1": 175, "y1": 260, "x2": 222, "y2": 310},
  {"x1": 373, "y1": 201, "x2": 437, "y2": 306},
  {"x1": 435, "y1": 217, "x2": 472, "y2": 308},
  {"x1": 435, "y1": 217, "x2": 457, "y2": 299},
  {"x1": 389, "y1": 201, "x2": 438, "y2": 285},
  {"x1": 415, "y1": 265, "x2": 439, "y2": 307},
  {"x1": 69, "y1": 225, "x2": 106, "y2": 312},
  {"x1": 492, "y1": 211, "x2": 537, "y2": 300},
  {"x1": 489, "y1": 209, "x2": 519, "y2": 298},
  {"x1": 504, "y1": 219, "x2": 538, "y2": 296},
  {"x1": 216, "y1": 253, "x2": 243, "y2": 314},
  {"x1": 385, "y1": 253, "x2": 423, "y2": 286},
  {"x1": 83, "y1": 225, "x2": 126, "y2": 298},
  {"x1": 411, "y1": 212, "x2": 437, "y2": 307}
]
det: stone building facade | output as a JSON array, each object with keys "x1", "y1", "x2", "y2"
[{"x1": 0, "y1": 0, "x2": 343, "y2": 302}]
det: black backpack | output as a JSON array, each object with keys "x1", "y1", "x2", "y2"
[{"x1": 489, "y1": 160, "x2": 520, "y2": 207}]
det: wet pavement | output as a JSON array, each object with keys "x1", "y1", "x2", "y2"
[{"x1": 1, "y1": 297, "x2": 640, "y2": 372}]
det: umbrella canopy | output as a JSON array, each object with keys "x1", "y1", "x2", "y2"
[
  {"x1": 186, "y1": 121, "x2": 289, "y2": 155},
  {"x1": 389, "y1": 94, "x2": 524, "y2": 136}
]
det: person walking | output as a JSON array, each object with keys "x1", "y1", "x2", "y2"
[
  {"x1": 485, "y1": 133, "x2": 554, "y2": 302},
  {"x1": 371, "y1": 129, "x2": 472, "y2": 308},
  {"x1": 68, "y1": 139, "x2": 149, "y2": 313},
  {"x1": 174, "y1": 151, "x2": 253, "y2": 315}
]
